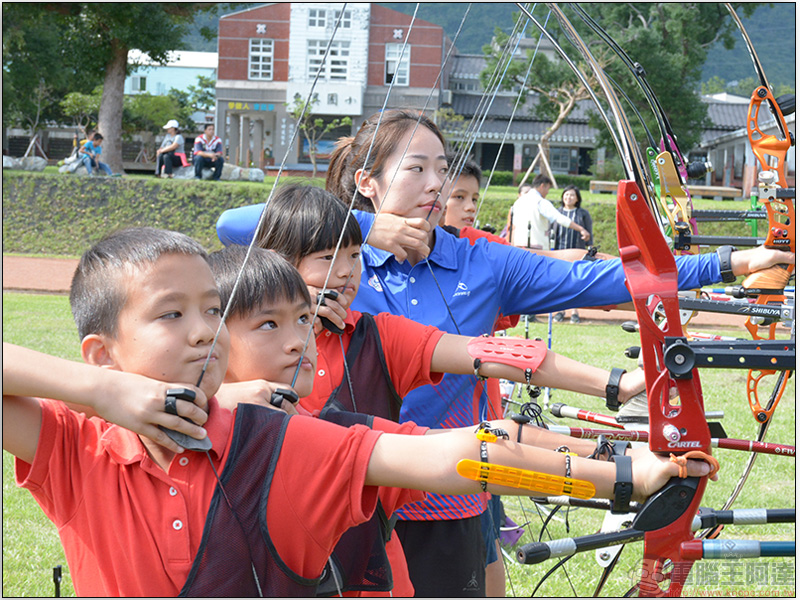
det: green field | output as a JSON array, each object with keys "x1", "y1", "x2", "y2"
[{"x1": 2, "y1": 291, "x2": 794, "y2": 597}]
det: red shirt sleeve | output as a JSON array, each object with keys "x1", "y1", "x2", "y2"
[
  {"x1": 460, "y1": 226, "x2": 509, "y2": 246},
  {"x1": 373, "y1": 312, "x2": 445, "y2": 397},
  {"x1": 268, "y1": 416, "x2": 383, "y2": 579}
]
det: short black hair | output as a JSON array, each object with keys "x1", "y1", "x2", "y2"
[
  {"x1": 532, "y1": 174, "x2": 553, "y2": 188},
  {"x1": 70, "y1": 228, "x2": 208, "y2": 339},
  {"x1": 204, "y1": 123, "x2": 215, "y2": 131},
  {"x1": 92, "y1": 133, "x2": 103, "y2": 141},
  {"x1": 560, "y1": 184, "x2": 583, "y2": 208},
  {"x1": 208, "y1": 245, "x2": 310, "y2": 320},
  {"x1": 255, "y1": 183, "x2": 363, "y2": 266},
  {"x1": 446, "y1": 153, "x2": 482, "y2": 185}
]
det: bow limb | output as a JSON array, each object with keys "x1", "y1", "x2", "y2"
[{"x1": 541, "y1": 5, "x2": 712, "y2": 596}]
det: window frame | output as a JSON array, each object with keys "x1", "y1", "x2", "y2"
[
  {"x1": 384, "y1": 43, "x2": 410, "y2": 86},
  {"x1": 248, "y1": 38, "x2": 275, "y2": 81},
  {"x1": 307, "y1": 39, "x2": 351, "y2": 81}
]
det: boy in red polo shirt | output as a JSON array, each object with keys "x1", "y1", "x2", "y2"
[{"x1": 3, "y1": 227, "x2": 714, "y2": 597}]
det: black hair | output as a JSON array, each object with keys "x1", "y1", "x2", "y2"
[
  {"x1": 326, "y1": 109, "x2": 447, "y2": 212},
  {"x1": 208, "y1": 245, "x2": 311, "y2": 320},
  {"x1": 204, "y1": 123, "x2": 215, "y2": 131},
  {"x1": 445, "y1": 153, "x2": 482, "y2": 185},
  {"x1": 255, "y1": 183, "x2": 363, "y2": 265},
  {"x1": 69, "y1": 228, "x2": 208, "y2": 339},
  {"x1": 92, "y1": 133, "x2": 103, "y2": 141},
  {"x1": 532, "y1": 174, "x2": 553, "y2": 188},
  {"x1": 560, "y1": 184, "x2": 583, "y2": 208}
]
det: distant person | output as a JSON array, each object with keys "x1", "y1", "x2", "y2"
[
  {"x1": 193, "y1": 123, "x2": 224, "y2": 180},
  {"x1": 79, "y1": 133, "x2": 114, "y2": 176},
  {"x1": 506, "y1": 175, "x2": 590, "y2": 249},
  {"x1": 552, "y1": 185, "x2": 594, "y2": 323},
  {"x1": 155, "y1": 119, "x2": 185, "y2": 179}
]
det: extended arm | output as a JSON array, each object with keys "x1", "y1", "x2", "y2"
[
  {"x1": 3, "y1": 343, "x2": 209, "y2": 460},
  {"x1": 367, "y1": 426, "x2": 714, "y2": 503},
  {"x1": 430, "y1": 333, "x2": 644, "y2": 405}
]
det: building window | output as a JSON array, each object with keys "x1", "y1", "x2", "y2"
[
  {"x1": 249, "y1": 39, "x2": 274, "y2": 80},
  {"x1": 385, "y1": 44, "x2": 410, "y2": 86},
  {"x1": 550, "y1": 147, "x2": 574, "y2": 172},
  {"x1": 131, "y1": 76, "x2": 147, "y2": 92},
  {"x1": 309, "y1": 8, "x2": 351, "y2": 28},
  {"x1": 308, "y1": 8, "x2": 326, "y2": 27},
  {"x1": 308, "y1": 40, "x2": 350, "y2": 81}
]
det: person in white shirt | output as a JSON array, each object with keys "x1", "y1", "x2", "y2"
[{"x1": 506, "y1": 175, "x2": 590, "y2": 249}]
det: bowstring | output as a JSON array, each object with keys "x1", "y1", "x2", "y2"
[
  {"x1": 474, "y1": 10, "x2": 552, "y2": 226},
  {"x1": 186, "y1": 7, "x2": 352, "y2": 595},
  {"x1": 288, "y1": 3, "x2": 424, "y2": 391},
  {"x1": 197, "y1": 3, "x2": 351, "y2": 392},
  {"x1": 294, "y1": 1, "x2": 476, "y2": 396}
]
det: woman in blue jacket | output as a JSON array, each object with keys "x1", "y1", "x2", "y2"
[{"x1": 216, "y1": 109, "x2": 793, "y2": 597}]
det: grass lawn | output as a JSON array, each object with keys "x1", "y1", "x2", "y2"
[{"x1": 2, "y1": 292, "x2": 794, "y2": 597}]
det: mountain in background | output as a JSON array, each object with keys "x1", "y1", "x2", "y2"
[{"x1": 183, "y1": 3, "x2": 795, "y2": 90}]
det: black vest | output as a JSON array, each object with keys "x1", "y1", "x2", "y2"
[
  {"x1": 323, "y1": 312, "x2": 403, "y2": 422},
  {"x1": 180, "y1": 404, "x2": 319, "y2": 597},
  {"x1": 315, "y1": 313, "x2": 404, "y2": 596}
]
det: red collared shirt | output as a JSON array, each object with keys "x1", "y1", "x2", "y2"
[
  {"x1": 16, "y1": 397, "x2": 383, "y2": 596},
  {"x1": 302, "y1": 310, "x2": 445, "y2": 417}
]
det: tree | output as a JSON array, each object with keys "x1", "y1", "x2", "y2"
[
  {"x1": 187, "y1": 75, "x2": 217, "y2": 113},
  {"x1": 60, "y1": 88, "x2": 103, "y2": 138},
  {"x1": 2, "y1": 5, "x2": 89, "y2": 148},
  {"x1": 7, "y1": 3, "x2": 225, "y2": 172},
  {"x1": 701, "y1": 76, "x2": 728, "y2": 95},
  {"x1": 286, "y1": 94, "x2": 352, "y2": 178},
  {"x1": 480, "y1": 4, "x2": 760, "y2": 165},
  {"x1": 481, "y1": 29, "x2": 606, "y2": 171}
]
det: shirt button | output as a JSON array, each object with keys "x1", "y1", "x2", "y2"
[
  {"x1": 169, "y1": 487, "x2": 178, "y2": 496},
  {"x1": 410, "y1": 277, "x2": 416, "y2": 283},
  {"x1": 178, "y1": 457, "x2": 189, "y2": 466},
  {"x1": 326, "y1": 331, "x2": 331, "y2": 337},
  {"x1": 411, "y1": 299, "x2": 418, "y2": 306},
  {"x1": 318, "y1": 369, "x2": 326, "y2": 377},
  {"x1": 172, "y1": 520, "x2": 183, "y2": 531}
]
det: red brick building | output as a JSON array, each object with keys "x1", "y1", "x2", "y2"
[{"x1": 216, "y1": 3, "x2": 453, "y2": 168}]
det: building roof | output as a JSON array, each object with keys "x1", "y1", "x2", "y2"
[
  {"x1": 128, "y1": 50, "x2": 218, "y2": 69},
  {"x1": 702, "y1": 98, "x2": 751, "y2": 130},
  {"x1": 451, "y1": 92, "x2": 597, "y2": 123}
]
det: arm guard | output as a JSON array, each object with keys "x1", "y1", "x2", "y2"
[{"x1": 467, "y1": 335, "x2": 548, "y2": 380}]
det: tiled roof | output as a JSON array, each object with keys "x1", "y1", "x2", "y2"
[
  {"x1": 451, "y1": 93, "x2": 598, "y2": 123},
  {"x1": 704, "y1": 100, "x2": 750, "y2": 130}
]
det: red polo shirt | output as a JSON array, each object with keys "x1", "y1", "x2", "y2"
[
  {"x1": 302, "y1": 310, "x2": 445, "y2": 416},
  {"x1": 15, "y1": 398, "x2": 387, "y2": 597}
]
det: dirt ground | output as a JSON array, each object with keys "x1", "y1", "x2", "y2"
[{"x1": 3, "y1": 255, "x2": 747, "y2": 329}]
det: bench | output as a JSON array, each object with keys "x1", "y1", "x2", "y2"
[{"x1": 589, "y1": 180, "x2": 743, "y2": 200}]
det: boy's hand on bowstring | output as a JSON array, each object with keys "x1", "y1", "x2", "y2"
[
  {"x1": 92, "y1": 371, "x2": 209, "y2": 453},
  {"x1": 308, "y1": 286, "x2": 348, "y2": 335},
  {"x1": 215, "y1": 380, "x2": 299, "y2": 415},
  {"x1": 629, "y1": 446, "x2": 718, "y2": 503},
  {"x1": 369, "y1": 213, "x2": 431, "y2": 262}
]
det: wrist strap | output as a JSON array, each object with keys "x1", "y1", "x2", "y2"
[
  {"x1": 605, "y1": 368, "x2": 627, "y2": 412},
  {"x1": 611, "y1": 455, "x2": 633, "y2": 514},
  {"x1": 716, "y1": 245, "x2": 737, "y2": 283}
]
